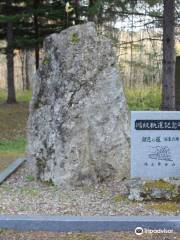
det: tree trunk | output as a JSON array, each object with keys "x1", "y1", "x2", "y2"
[
  {"x1": 88, "y1": 0, "x2": 95, "y2": 21},
  {"x1": 130, "y1": 3, "x2": 134, "y2": 88},
  {"x1": 20, "y1": 49, "x2": 33, "y2": 90},
  {"x1": 20, "y1": 50, "x2": 26, "y2": 90},
  {"x1": 35, "y1": 46, "x2": 39, "y2": 70},
  {"x1": 25, "y1": 50, "x2": 31, "y2": 90},
  {"x1": 162, "y1": 0, "x2": 176, "y2": 110},
  {"x1": 34, "y1": 0, "x2": 40, "y2": 70},
  {"x1": 6, "y1": 0, "x2": 16, "y2": 104},
  {"x1": 74, "y1": 0, "x2": 80, "y2": 25}
]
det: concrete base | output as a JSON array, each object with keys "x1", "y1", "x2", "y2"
[{"x1": 0, "y1": 216, "x2": 179, "y2": 232}]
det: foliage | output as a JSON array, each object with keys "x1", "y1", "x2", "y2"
[
  {"x1": 86, "y1": 0, "x2": 130, "y2": 23},
  {"x1": 0, "y1": 0, "x2": 66, "y2": 52}
]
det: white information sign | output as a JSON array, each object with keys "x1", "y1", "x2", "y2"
[{"x1": 131, "y1": 111, "x2": 180, "y2": 179}]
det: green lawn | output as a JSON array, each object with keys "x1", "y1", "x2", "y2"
[
  {"x1": 0, "y1": 138, "x2": 26, "y2": 153},
  {"x1": 0, "y1": 90, "x2": 31, "y2": 169}
]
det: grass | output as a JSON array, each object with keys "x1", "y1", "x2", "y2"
[
  {"x1": 125, "y1": 85, "x2": 161, "y2": 110},
  {"x1": 0, "y1": 90, "x2": 31, "y2": 142},
  {"x1": 0, "y1": 89, "x2": 32, "y2": 104},
  {"x1": 112, "y1": 194, "x2": 130, "y2": 203},
  {"x1": 26, "y1": 175, "x2": 35, "y2": 182},
  {"x1": 0, "y1": 90, "x2": 31, "y2": 171},
  {"x1": 147, "y1": 202, "x2": 180, "y2": 214},
  {"x1": 0, "y1": 138, "x2": 26, "y2": 171},
  {"x1": 20, "y1": 186, "x2": 39, "y2": 196},
  {"x1": 0, "y1": 138, "x2": 26, "y2": 153}
]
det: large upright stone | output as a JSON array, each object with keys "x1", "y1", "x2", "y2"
[{"x1": 27, "y1": 22, "x2": 130, "y2": 186}]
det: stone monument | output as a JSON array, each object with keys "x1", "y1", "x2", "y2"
[{"x1": 27, "y1": 22, "x2": 130, "y2": 187}]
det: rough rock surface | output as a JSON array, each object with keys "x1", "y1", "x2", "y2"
[
  {"x1": 27, "y1": 22, "x2": 130, "y2": 187},
  {"x1": 126, "y1": 178, "x2": 180, "y2": 201}
]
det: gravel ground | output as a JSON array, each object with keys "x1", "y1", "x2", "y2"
[
  {"x1": 0, "y1": 160, "x2": 179, "y2": 216},
  {"x1": 0, "y1": 231, "x2": 179, "y2": 240}
]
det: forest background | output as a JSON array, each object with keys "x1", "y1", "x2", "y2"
[{"x1": 0, "y1": 0, "x2": 179, "y2": 89}]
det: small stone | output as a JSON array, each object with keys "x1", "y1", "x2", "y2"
[{"x1": 128, "y1": 189, "x2": 144, "y2": 201}]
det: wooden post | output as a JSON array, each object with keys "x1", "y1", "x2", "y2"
[
  {"x1": 162, "y1": 0, "x2": 176, "y2": 110},
  {"x1": 175, "y1": 56, "x2": 180, "y2": 110}
]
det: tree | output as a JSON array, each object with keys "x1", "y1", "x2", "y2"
[
  {"x1": 33, "y1": 0, "x2": 40, "y2": 70},
  {"x1": 74, "y1": 0, "x2": 80, "y2": 24},
  {"x1": 162, "y1": 0, "x2": 176, "y2": 110},
  {"x1": 0, "y1": 0, "x2": 66, "y2": 96},
  {"x1": 5, "y1": 0, "x2": 16, "y2": 103},
  {"x1": 15, "y1": 0, "x2": 66, "y2": 69},
  {"x1": 20, "y1": 49, "x2": 34, "y2": 90},
  {"x1": 86, "y1": 0, "x2": 129, "y2": 23}
]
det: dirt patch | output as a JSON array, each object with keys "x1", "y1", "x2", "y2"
[
  {"x1": 0, "y1": 161, "x2": 179, "y2": 216},
  {"x1": 0, "y1": 153, "x2": 24, "y2": 172},
  {"x1": 0, "y1": 103, "x2": 28, "y2": 141},
  {"x1": 0, "y1": 231, "x2": 179, "y2": 240}
]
